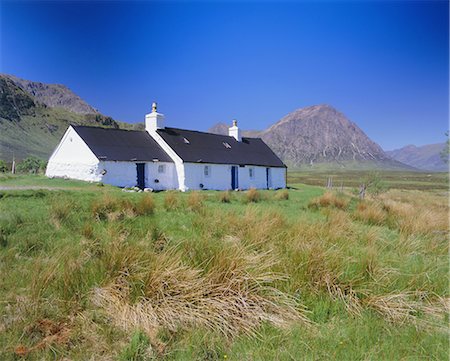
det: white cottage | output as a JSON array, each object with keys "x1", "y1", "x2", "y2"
[{"x1": 46, "y1": 103, "x2": 287, "y2": 191}]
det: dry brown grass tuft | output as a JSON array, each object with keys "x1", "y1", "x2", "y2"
[
  {"x1": 134, "y1": 194, "x2": 155, "y2": 216},
  {"x1": 353, "y1": 201, "x2": 387, "y2": 225},
  {"x1": 382, "y1": 197, "x2": 449, "y2": 236},
  {"x1": 275, "y1": 189, "x2": 289, "y2": 200},
  {"x1": 308, "y1": 192, "x2": 349, "y2": 210},
  {"x1": 218, "y1": 190, "x2": 232, "y2": 203},
  {"x1": 364, "y1": 292, "x2": 448, "y2": 328},
  {"x1": 245, "y1": 188, "x2": 261, "y2": 203},
  {"x1": 92, "y1": 245, "x2": 309, "y2": 339},
  {"x1": 187, "y1": 191, "x2": 204, "y2": 212},
  {"x1": 163, "y1": 192, "x2": 180, "y2": 211}
]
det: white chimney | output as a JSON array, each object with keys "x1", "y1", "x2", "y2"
[
  {"x1": 145, "y1": 102, "x2": 165, "y2": 133},
  {"x1": 229, "y1": 119, "x2": 241, "y2": 142}
]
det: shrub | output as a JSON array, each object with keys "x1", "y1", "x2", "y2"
[
  {"x1": 187, "y1": 191, "x2": 204, "y2": 212},
  {"x1": 275, "y1": 189, "x2": 289, "y2": 200},
  {"x1": 16, "y1": 156, "x2": 47, "y2": 174},
  {"x1": 0, "y1": 160, "x2": 8, "y2": 173},
  {"x1": 244, "y1": 188, "x2": 260, "y2": 203},
  {"x1": 164, "y1": 192, "x2": 179, "y2": 211}
]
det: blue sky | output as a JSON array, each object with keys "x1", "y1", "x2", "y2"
[{"x1": 1, "y1": 0, "x2": 448, "y2": 150}]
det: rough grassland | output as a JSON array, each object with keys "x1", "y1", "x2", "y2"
[{"x1": 0, "y1": 174, "x2": 448, "y2": 360}]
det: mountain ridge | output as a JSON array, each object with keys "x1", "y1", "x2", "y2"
[
  {"x1": 210, "y1": 104, "x2": 412, "y2": 170},
  {"x1": 386, "y1": 143, "x2": 447, "y2": 172}
]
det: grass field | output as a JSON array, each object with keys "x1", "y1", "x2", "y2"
[
  {"x1": 0, "y1": 173, "x2": 448, "y2": 360},
  {"x1": 288, "y1": 170, "x2": 449, "y2": 191}
]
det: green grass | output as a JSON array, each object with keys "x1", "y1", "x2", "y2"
[
  {"x1": 0, "y1": 174, "x2": 448, "y2": 360},
  {"x1": 288, "y1": 169, "x2": 449, "y2": 190}
]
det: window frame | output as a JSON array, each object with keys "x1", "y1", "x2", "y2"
[
  {"x1": 204, "y1": 165, "x2": 211, "y2": 177},
  {"x1": 158, "y1": 164, "x2": 165, "y2": 174},
  {"x1": 249, "y1": 167, "x2": 254, "y2": 179}
]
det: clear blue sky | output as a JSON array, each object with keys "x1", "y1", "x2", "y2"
[{"x1": 1, "y1": 0, "x2": 448, "y2": 150}]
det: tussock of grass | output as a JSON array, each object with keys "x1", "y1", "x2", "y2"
[
  {"x1": 275, "y1": 189, "x2": 289, "y2": 200},
  {"x1": 1, "y1": 180, "x2": 448, "y2": 360},
  {"x1": 218, "y1": 190, "x2": 232, "y2": 203},
  {"x1": 91, "y1": 194, "x2": 155, "y2": 221},
  {"x1": 186, "y1": 191, "x2": 204, "y2": 212},
  {"x1": 308, "y1": 192, "x2": 349, "y2": 210},
  {"x1": 353, "y1": 201, "x2": 387, "y2": 225},
  {"x1": 163, "y1": 191, "x2": 179, "y2": 211},
  {"x1": 92, "y1": 245, "x2": 308, "y2": 339},
  {"x1": 134, "y1": 194, "x2": 155, "y2": 216},
  {"x1": 244, "y1": 188, "x2": 261, "y2": 203}
]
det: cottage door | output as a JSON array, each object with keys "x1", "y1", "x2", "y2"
[
  {"x1": 136, "y1": 163, "x2": 145, "y2": 189},
  {"x1": 231, "y1": 166, "x2": 238, "y2": 190},
  {"x1": 266, "y1": 168, "x2": 272, "y2": 189}
]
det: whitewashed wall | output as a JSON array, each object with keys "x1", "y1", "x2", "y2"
[
  {"x1": 269, "y1": 167, "x2": 286, "y2": 189},
  {"x1": 183, "y1": 163, "x2": 231, "y2": 190},
  {"x1": 98, "y1": 161, "x2": 176, "y2": 189},
  {"x1": 182, "y1": 163, "x2": 286, "y2": 190},
  {"x1": 46, "y1": 126, "x2": 101, "y2": 182}
]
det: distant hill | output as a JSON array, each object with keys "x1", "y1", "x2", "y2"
[
  {"x1": 386, "y1": 143, "x2": 448, "y2": 172},
  {"x1": 210, "y1": 104, "x2": 411, "y2": 170},
  {"x1": 0, "y1": 74, "x2": 136, "y2": 161}
]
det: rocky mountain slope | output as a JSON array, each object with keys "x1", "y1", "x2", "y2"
[
  {"x1": 386, "y1": 143, "x2": 447, "y2": 172},
  {"x1": 210, "y1": 105, "x2": 409, "y2": 169},
  {"x1": 2, "y1": 74, "x2": 98, "y2": 114},
  {"x1": 0, "y1": 75, "x2": 129, "y2": 161}
]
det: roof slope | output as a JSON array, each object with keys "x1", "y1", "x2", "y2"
[
  {"x1": 156, "y1": 127, "x2": 286, "y2": 167},
  {"x1": 72, "y1": 126, "x2": 173, "y2": 162}
]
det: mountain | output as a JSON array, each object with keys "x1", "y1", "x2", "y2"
[
  {"x1": 2, "y1": 74, "x2": 98, "y2": 115},
  {"x1": 209, "y1": 122, "x2": 262, "y2": 138},
  {"x1": 0, "y1": 74, "x2": 133, "y2": 161},
  {"x1": 210, "y1": 104, "x2": 409, "y2": 169},
  {"x1": 386, "y1": 143, "x2": 447, "y2": 172}
]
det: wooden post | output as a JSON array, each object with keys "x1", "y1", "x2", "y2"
[{"x1": 359, "y1": 184, "x2": 366, "y2": 200}]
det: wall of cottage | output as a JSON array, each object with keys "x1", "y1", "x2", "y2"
[
  {"x1": 46, "y1": 126, "x2": 101, "y2": 182},
  {"x1": 99, "y1": 161, "x2": 177, "y2": 189},
  {"x1": 182, "y1": 163, "x2": 286, "y2": 191}
]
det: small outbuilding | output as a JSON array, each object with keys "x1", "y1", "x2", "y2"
[{"x1": 46, "y1": 103, "x2": 287, "y2": 190}]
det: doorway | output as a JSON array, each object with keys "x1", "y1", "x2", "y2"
[
  {"x1": 231, "y1": 166, "x2": 238, "y2": 190},
  {"x1": 266, "y1": 168, "x2": 272, "y2": 189},
  {"x1": 136, "y1": 163, "x2": 145, "y2": 189}
]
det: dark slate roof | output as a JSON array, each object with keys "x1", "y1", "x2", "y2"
[
  {"x1": 72, "y1": 126, "x2": 173, "y2": 162},
  {"x1": 156, "y1": 127, "x2": 286, "y2": 167}
]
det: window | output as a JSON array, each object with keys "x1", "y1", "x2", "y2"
[
  {"x1": 204, "y1": 165, "x2": 210, "y2": 177},
  {"x1": 249, "y1": 167, "x2": 254, "y2": 179},
  {"x1": 158, "y1": 164, "x2": 165, "y2": 173},
  {"x1": 183, "y1": 137, "x2": 190, "y2": 144},
  {"x1": 223, "y1": 142, "x2": 231, "y2": 149}
]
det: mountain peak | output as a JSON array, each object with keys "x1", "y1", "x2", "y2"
[{"x1": 1, "y1": 73, "x2": 98, "y2": 115}]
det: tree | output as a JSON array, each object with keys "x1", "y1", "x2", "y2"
[
  {"x1": 440, "y1": 131, "x2": 449, "y2": 164},
  {"x1": 16, "y1": 156, "x2": 46, "y2": 174},
  {"x1": 0, "y1": 160, "x2": 7, "y2": 173}
]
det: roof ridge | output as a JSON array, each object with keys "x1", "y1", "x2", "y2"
[
  {"x1": 71, "y1": 124, "x2": 144, "y2": 133},
  {"x1": 165, "y1": 126, "x2": 261, "y2": 140}
]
